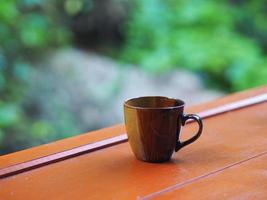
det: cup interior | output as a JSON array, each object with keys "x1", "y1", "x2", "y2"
[{"x1": 124, "y1": 96, "x2": 184, "y2": 109}]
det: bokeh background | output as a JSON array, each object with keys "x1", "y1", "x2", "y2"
[{"x1": 1, "y1": 0, "x2": 267, "y2": 154}]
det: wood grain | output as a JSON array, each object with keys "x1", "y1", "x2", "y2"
[
  {"x1": 1, "y1": 86, "x2": 266, "y2": 169},
  {"x1": 1, "y1": 102, "x2": 267, "y2": 199},
  {"x1": 0, "y1": 93, "x2": 267, "y2": 179},
  {"x1": 0, "y1": 124, "x2": 125, "y2": 169},
  {"x1": 141, "y1": 150, "x2": 267, "y2": 199},
  {"x1": 148, "y1": 153, "x2": 267, "y2": 200},
  {"x1": 0, "y1": 135, "x2": 127, "y2": 179}
]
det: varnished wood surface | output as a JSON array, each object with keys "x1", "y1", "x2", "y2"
[
  {"x1": 1, "y1": 89, "x2": 266, "y2": 179},
  {"x1": 1, "y1": 87, "x2": 267, "y2": 199},
  {"x1": 0, "y1": 86, "x2": 266, "y2": 170},
  {"x1": 150, "y1": 154, "x2": 267, "y2": 200},
  {"x1": 1, "y1": 92, "x2": 265, "y2": 178},
  {"x1": 186, "y1": 86, "x2": 267, "y2": 113},
  {"x1": 0, "y1": 134, "x2": 128, "y2": 179},
  {"x1": 0, "y1": 124, "x2": 125, "y2": 169}
]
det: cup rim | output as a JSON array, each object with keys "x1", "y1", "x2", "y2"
[{"x1": 124, "y1": 96, "x2": 185, "y2": 110}]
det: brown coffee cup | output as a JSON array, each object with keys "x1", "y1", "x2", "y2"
[{"x1": 124, "y1": 96, "x2": 203, "y2": 163}]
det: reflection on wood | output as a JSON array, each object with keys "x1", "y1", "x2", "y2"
[{"x1": 0, "y1": 93, "x2": 266, "y2": 179}]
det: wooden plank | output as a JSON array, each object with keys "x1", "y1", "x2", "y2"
[
  {"x1": 1, "y1": 102, "x2": 267, "y2": 199},
  {"x1": 0, "y1": 134, "x2": 127, "y2": 179},
  {"x1": 141, "y1": 151, "x2": 267, "y2": 199},
  {"x1": 197, "y1": 93, "x2": 267, "y2": 119},
  {"x1": 186, "y1": 86, "x2": 267, "y2": 114},
  {"x1": 0, "y1": 86, "x2": 266, "y2": 169},
  {"x1": 0, "y1": 93, "x2": 267, "y2": 179},
  {"x1": 147, "y1": 154, "x2": 267, "y2": 200},
  {"x1": 0, "y1": 124, "x2": 125, "y2": 168}
]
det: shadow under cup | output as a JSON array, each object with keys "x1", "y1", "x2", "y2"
[{"x1": 124, "y1": 96, "x2": 203, "y2": 163}]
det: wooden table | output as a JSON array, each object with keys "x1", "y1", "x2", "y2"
[{"x1": 0, "y1": 87, "x2": 267, "y2": 199}]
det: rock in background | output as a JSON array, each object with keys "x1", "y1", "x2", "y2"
[{"x1": 25, "y1": 48, "x2": 223, "y2": 138}]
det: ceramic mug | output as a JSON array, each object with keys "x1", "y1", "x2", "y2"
[{"x1": 124, "y1": 96, "x2": 203, "y2": 163}]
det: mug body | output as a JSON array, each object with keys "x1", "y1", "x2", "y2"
[{"x1": 124, "y1": 96, "x2": 184, "y2": 162}]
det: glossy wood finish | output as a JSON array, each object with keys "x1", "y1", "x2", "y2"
[
  {"x1": 0, "y1": 87, "x2": 267, "y2": 199},
  {"x1": 0, "y1": 86, "x2": 266, "y2": 169},
  {"x1": 1, "y1": 92, "x2": 265, "y2": 178},
  {"x1": 0, "y1": 135, "x2": 128, "y2": 179},
  {"x1": 186, "y1": 86, "x2": 267, "y2": 113},
  {"x1": 150, "y1": 154, "x2": 267, "y2": 200},
  {"x1": 0, "y1": 124, "x2": 125, "y2": 169}
]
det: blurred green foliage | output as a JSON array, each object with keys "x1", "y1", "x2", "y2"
[
  {"x1": 0, "y1": 0, "x2": 70, "y2": 153},
  {"x1": 122, "y1": 0, "x2": 267, "y2": 91},
  {"x1": 2, "y1": 0, "x2": 267, "y2": 154}
]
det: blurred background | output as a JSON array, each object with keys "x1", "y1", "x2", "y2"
[{"x1": 1, "y1": 0, "x2": 267, "y2": 155}]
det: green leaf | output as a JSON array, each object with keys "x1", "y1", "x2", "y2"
[
  {"x1": 64, "y1": 0, "x2": 83, "y2": 15},
  {"x1": 0, "y1": 1, "x2": 18, "y2": 24},
  {"x1": 30, "y1": 121, "x2": 55, "y2": 140},
  {"x1": 121, "y1": 0, "x2": 267, "y2": 91},
  {"x1": 19, "y1": 14, "x2": 49, "y2": 48},
  {"x1": 0, "y1": 104, "x2": 21, "y2": 127}
]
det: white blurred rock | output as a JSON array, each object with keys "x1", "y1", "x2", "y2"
[{"x1": 26, "y1": 48, "x2": 224, "y2": 134}]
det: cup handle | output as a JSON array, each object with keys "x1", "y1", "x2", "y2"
[{"x1": 175, "y1": 114, "x2": 203, "y2": 152}]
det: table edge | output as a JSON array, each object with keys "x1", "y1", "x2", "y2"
[
  {"x1": 0, "y1": 86, "x2": 266, "y2": 170},
  {"x1": 1, "y1": 87, "x2": 267, "y2": 179}
]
